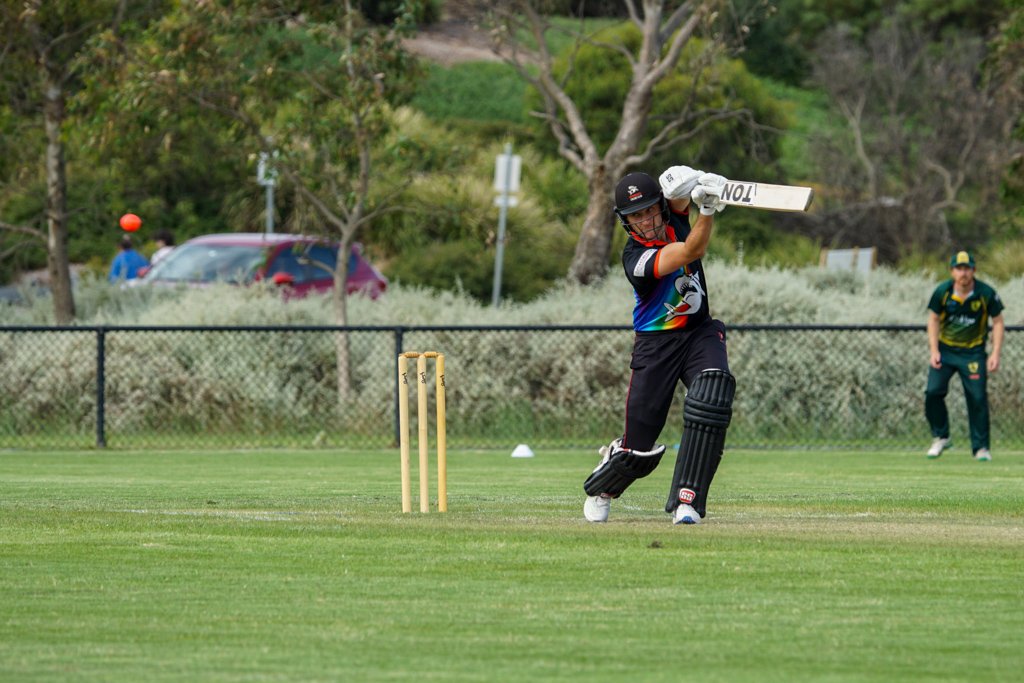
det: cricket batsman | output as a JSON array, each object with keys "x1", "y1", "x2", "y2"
[{"x1": 583, "y1": 166, "x2": 735, "y2": 525}]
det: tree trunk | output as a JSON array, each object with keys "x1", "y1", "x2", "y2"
[
  {"x1": 42, "y1": 78, "x2": 75, "y2": 324},
  {"x1": 567, "y1": 165, "x2": 615, "y2": 285},
  {"x1": 332, "y1": 239, "x2": 352, "y2": 408}
]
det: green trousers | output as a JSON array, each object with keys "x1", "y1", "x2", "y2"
[{"x1": 924, "y1": 345, "x2": 990, "y2": 453}]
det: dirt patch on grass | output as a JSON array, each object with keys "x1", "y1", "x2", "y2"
[{"x1": 403, "y1": 2, "x2": 512, "y2": 66}]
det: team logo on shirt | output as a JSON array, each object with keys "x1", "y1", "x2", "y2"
[
  {"x1": 663, "y1": 271, "x2": 705, "y2": 321},
  {"x1": 971, "y1": 301, "x2": 981, "y2": 311}
]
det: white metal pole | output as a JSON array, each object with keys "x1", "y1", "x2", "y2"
[
  {"x1": 265, "y1": 181, "x2": 274, "y2": 234},
  {"x1": 492, "y1": 142, "x2": 512, "y2": 307},
  {"x1": 259, "y1": 150, "x2": 276, "y2": 234}
]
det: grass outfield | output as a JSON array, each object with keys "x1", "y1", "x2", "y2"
[{"x1": 1, "y1": 449, "x2": 1022, "y2": 682}]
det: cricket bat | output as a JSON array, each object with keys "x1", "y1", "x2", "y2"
[{"x1": 718, "y1": 181, "x2": 814, "y2": 212}]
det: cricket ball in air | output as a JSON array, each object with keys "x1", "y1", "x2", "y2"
[{"x1": 119, "y1": 213, "x2": 142, "y2": 232}]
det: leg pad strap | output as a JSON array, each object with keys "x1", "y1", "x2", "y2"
[{"x1": 584, "y1": 440, "x2": 666, "y2": 498}]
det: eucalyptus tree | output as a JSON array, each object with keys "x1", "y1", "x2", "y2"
[
  {"x1": 475, "y1": 0, "x2": 759, "y2": 285},
  {"x1": 0, "y1": 0, "x2": 164, "y2": 322},
  {"x1": 118, "y1": 0, "x2": 418, "y2": 401},
  {"x1": 806, "y1": 18, "x2": 1023, "y2": 259}
]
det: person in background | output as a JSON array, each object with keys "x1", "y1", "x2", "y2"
[
  {"x1": 151, "y1": 230, "x2": 175, "y2": 266},
  {"x1": 108, "y1": 235, "x2": 149, "y2": 283},
  {"x1": 925, "y1": 250, "x2": 1005, "y2": 461}
]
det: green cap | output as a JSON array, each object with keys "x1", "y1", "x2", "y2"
[{"x1": 950, "y1": 250, "x2": 975, "y2": 268}]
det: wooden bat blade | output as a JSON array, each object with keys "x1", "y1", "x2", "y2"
[{"x1": 718, "y1": 181, "x2": 814, "y2": 212}]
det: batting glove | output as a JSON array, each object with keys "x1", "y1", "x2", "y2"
[
  {"x1": 659, "y1": 166, "x2": 704, "y2": 200},
  {"x1": 691, "y1": 173, "x2": 727, "y2": 215}
]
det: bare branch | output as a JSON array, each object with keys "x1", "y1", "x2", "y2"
[
  {"x1": 528, "y1": 108, "x2": 585, "y2": 171},
  {"x1": 0, "y1": 241, "x2": 34, "y2": 262},
  {"x1": 287, "y1": 170, "x2": 348, "y2": 234},
  {"x1": 640, "y1": 3, "x2": 706, "y2": 92},
  {"x1": 0, "y1": 220, "x2": 45, "y2": 241},
  {"x1": 478, "y1": 0, "x2": 757, "y2": 282},
  {"x1": 624, "y1": 0, "x2": 642, "y2": 26},
  {"x1": 661, "y1": 0, "x2": 700, "y2": 40},
  {"x1": 837, "y1": 95, "x2": 876, "y2": 197},
  {"x1": 627, "y1": 107, "x2": 752, "y2": 168}
]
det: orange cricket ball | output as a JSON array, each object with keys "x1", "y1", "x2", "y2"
[{"x1": 119, "y1": 213, "x2": 142, "y2": 232}]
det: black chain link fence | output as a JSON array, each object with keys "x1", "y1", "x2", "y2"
[{"x1": 2, "y1": 325, "x2": 1021, "y2": 451}]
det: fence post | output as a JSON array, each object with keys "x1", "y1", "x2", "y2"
[
  {"x1": 393, "y1": 327, "x2": 404, "y2": 447},
  {"x1": 96, "y1": 327, "x2": 107, "y2": 448}
]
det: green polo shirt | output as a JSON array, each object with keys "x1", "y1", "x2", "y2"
[{"x1": 927, "y1": 279, "x2": 1004, "y2": 349}]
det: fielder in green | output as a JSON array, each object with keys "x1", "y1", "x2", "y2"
[{"x1": 925, "y1": 251, "x2": 1005, "y2": 461}]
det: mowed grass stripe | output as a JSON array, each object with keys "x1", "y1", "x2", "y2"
[{"x1": 1, "y1": 450, "x2": 1022, "y2": 682}]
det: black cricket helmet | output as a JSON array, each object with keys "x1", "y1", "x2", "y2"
[{"x1": 614, "y1": 172, "x2": 669, "y2": 236}]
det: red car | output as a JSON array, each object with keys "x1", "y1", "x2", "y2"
[{"x1": 138, "y1": 233, "x2": 388, "y2": 299}]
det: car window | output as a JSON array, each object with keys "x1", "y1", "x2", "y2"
[
  {"x1": 147, "y1": 244, "x2": 267, "y2": 283},
  {"x1": 267, "y1": 248, "x2": 308, "y2": 283},
  {"x1": 307, "y1": 245, "x2": 341, "y2": 278},
  {"x1": 267, "y1": 243, "x2": 340, "y2": 284}
]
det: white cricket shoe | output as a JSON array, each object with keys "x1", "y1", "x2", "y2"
[
  {"x1": 926, "y1": 437, "x2": 951, "y2": 458},
  {"x1": 584, "y1": 494, "x2": 612, "y2": 523},
  {"x1": 583, "y1": 440, "x2": 619, "y2": 522},
  {"x1": 973, "y1": 448, "x2": 992, "y2": 461},
  {"x1": 672, "y1": 504, "x2": 702, "y2": 525}
]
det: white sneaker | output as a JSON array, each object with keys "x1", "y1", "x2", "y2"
[
  {"x1": 926, "y1": 437, "x2": 951, "y2": 458},
  {"x1": 672, "y1": 504, "x2": 702, "y2": 525},
  {"x1": 584, "y1": 494, "x2": 612, "y2": 522},
  {"x1": 973, "y1": 448, "x2": 992, "y2": 461},
  {"x1": 583, "y1": 440, "x2": 620, "y2": 522}
]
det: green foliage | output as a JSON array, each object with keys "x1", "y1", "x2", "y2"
[
  {"x1": 804, "y1": 17, "x2": 1021, "y2": 257},
  {"x1": 526, "y1": 155, "x2": 588, "y2": 223},
  {"x1": 757, "y1": 79, "x2": 834, "y2": 182},
  {"x1": 539, "y1": 15, "x2": 622, "y2": 54},
  {"x1": 733, "y1": 0, "x2": 1016, "y2": 84},
  {"x1": 539, "y1": 1, "x2": 627, "y2": 19},
  {"x1": 9, "y1": 0, "x2": 420, "y2": 321},
  {"x1": 8, "y1": 254, "x2": 1023, "y2": 328},
  {"x1": 708, "y1": 211, "x2": 821, "y2": 269},
  {"x1": 357, "y1": 0, "x2": 441, "y2": 24},
  {"x1": 4, "y1": 264, "x2": 1022, "y2": 450},
  {"x1": 366, "y1": 120, "x2": 578, "y2": 303},
  {"x1": 987, "y1": 6, "x2": 1024, "y2": 214},
  {"x1": 3, "y1": 1, "x2": 1020, "y2": 300},
  {"x1": 896, "y1": 0, "x2": 1014, "y2": 35},
  {"x1": 520, "y1": 21, "x2": 635, "y2": 153},
  {"x1": 381, "y1": 106, "x2": 481, "y2": 175},
  {"x1": 0, "y1": 0, "x2": 178, "y2": 293},
  {"x1": 974, "y1": 240, "x2": 1024, "y2": 282},
  {"x1": 387, "y1": 238, "x2": 495, "y2": 295},
  {"x1": 730, "y1": 0, "x2": 815, "y2": 85},
  {"x1": 386, "y1": 227, "x2": 574, "y2": 304},
  {"x1": 900, "y1": 240, "x2": 1024, "y2": 284},
  {"x1": 411, "y1": 62, "x2": 529, "y2": 124},
  {"x1": 524, "y1": 23, "x2": 789, "y2": 181},
  {"x1": 0, "y1": 183, "x2": 46, "y2": 283},
  {"x1": 652, "y1": 46, "x2": 789, "y2": 181}
]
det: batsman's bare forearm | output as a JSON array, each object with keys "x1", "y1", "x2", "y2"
[{"x1": 656, "y1": 204, "x2": 713, "y2": 276}]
